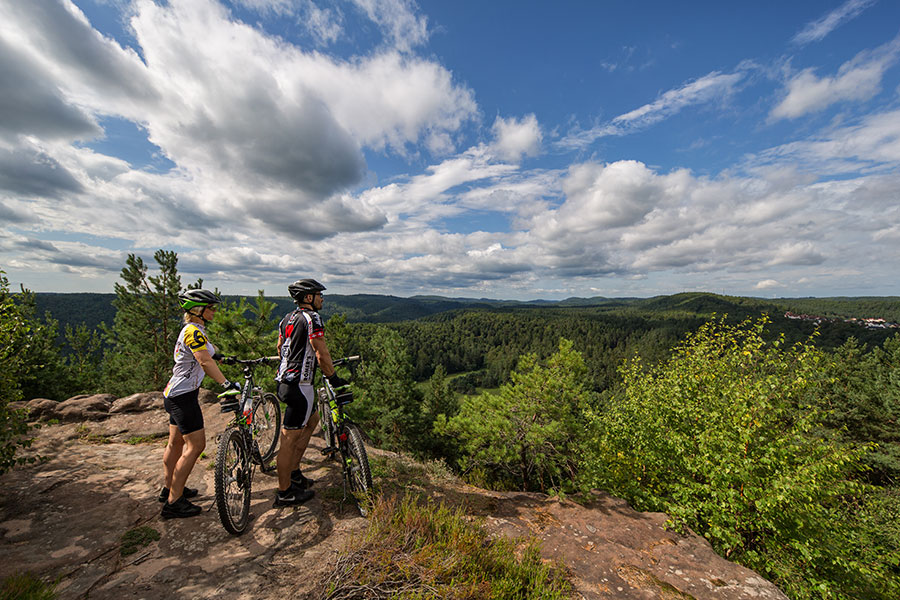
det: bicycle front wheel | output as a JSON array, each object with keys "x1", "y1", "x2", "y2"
[
  {"x1": 317, "y1": 388, "x2": 336, "y2": 453},
  {"x1": 252, "y1": 392, "x2": 281, "y2": 463},
  {"x1": 342, "y1": 423, "x2": 373, "y2": 497},
  {"x1": 214, "y1": 427, "x2": 251, "y2": 535}
]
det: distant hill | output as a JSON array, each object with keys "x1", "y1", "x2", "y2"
[
  {"x1": 30, "y1": 292, "x2": 510, "y2": 334},
  {"x1": 31, "y1": 291, "x2": 900, "y2": 341}
]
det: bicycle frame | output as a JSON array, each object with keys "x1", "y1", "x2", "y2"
[
  {"x1": 214, "y1": 356, "x2": 281, "y2": 534},
  {"x1": 316, "y1": 355, "x2": 372, "y2": 514}
]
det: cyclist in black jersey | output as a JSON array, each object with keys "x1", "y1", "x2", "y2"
[{"x1": 272, "y1": 278, "x2": 348, "y2": 506}]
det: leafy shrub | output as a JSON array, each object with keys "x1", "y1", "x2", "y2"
[
  {"x1": 583, "y1": 317, "x2": 899, "y2": 598},
  {"x1": 0, "y1": 271, "x2": 34, "y2": 474}
]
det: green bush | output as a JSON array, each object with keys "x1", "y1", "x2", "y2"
[
  {"x1": 0, "y1": 271, "x2": 34, "y2": 475},
  {"x1": 583, "y1": 317, "x2": 899, "y2": 599}
]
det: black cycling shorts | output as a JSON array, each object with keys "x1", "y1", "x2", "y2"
[
  {"x1": 164, "y1": 389, "x2": 204, "y2": 435},
  {"x1": 277, "y1": 382, "x2": 316, "y2": 429}
]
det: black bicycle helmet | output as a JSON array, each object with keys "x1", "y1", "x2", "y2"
[
  {"x1": 288, "y1": 278, "x2": 326, "y2": 303},
  {"x1": 178, "y1": 289, "x2": 221, "y2": 312}
]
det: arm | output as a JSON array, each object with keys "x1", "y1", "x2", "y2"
[
  {"x1": 311, "y1": 336, "x2": 336, "y2": 378},
  {"x1": 193, "y1": 347, "x2": 228, "y2": 386}
]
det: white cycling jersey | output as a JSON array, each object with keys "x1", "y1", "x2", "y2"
[{"x1": 163, "y1": 322, "x2": 216, "y2": 398}]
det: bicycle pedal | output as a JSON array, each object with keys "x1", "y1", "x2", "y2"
[{"x1": 320, "y1": 446, "x2": 338, "y2": 456}]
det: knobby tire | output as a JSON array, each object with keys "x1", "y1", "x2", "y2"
[
  {"x1": 318, "y1": 389, "x2": 336, "y2": 455},
  {"x1": 252, "y1": 392, "x2": 281, "y2": 463},
  {"x1": 214, "y1": 427, "x2": 251, "y2": 535},
  {"x1": 343, "y1": 423, "x2": 373, "y2": 508}
]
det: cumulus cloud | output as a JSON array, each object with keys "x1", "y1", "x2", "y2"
[
  {"x1": 755, "y1": 279, "x2": 782, "y2": 290},
  {"x1": 490, "y1": 114, "x2": 542, "y2": 163},
  {"x1": 0, "y1": 145, "x2": 83, "y2": 198},
  {"x1": 0, "y1": 0, "x2": 477, "y2": 246},
  {"x1": 792, "y1": 0, "x2": 877, "y2": 46},
  {"x1": 771, "y1": 36, "x2": 900, "y2": 120},
  {"x1": 0, "y1": 37, "x2": 100, "y2": 141},
  {"x1": 0, "y1": 0, "x2": 159, "y2": 115}
]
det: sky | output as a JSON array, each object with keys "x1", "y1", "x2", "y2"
[{"x1": 2, "y1": 0, "x2": 900, "y2": 300}]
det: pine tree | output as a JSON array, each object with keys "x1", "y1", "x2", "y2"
[
  {"x1": 101, "y1": 250, "x2": 189, "y2": 395},
  {"x1": 445, "y1": 338, "x2": 592, "y2": 492}
]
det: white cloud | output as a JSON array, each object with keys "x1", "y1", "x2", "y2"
[
  {"x1": 792, "y1": 0, "x2": 877, "y2": 46},
  {"x1": 350, "y1": 0, "x2": 428, "y2": 52},
  {"x1": 755, "y1": 279, "x2": 782, "y2": 290},
  {"x1": 758, "y1": 107, "x2": 900, "y2": 172},
  {"x1": 612, "y1": 71, "x2": 744, "y2": 129},
  {"x1": 490, "y1": 114, "x2": 542, "y2": 163},
  {"x1": 771, "y1": 36, "x2": 900, "y2": 120},
  {"x1": 231, "y1": 0, "x2": 299, "y2": 15},
  {"x1": 0, "y1": 0, "x2": 477, "y2": 245},
  {"x1": 558, "y1": 69, "x2": 746, "y2": 150},
  {"x1": 299, "y1": 0, "x2": 343, "y2": 46}
]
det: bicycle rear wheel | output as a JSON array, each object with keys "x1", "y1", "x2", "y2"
[
  {"x1": 214, "y1": 427, "x2": 252, "y2": 535},
  {"x1": 252, "y1": 392, "x2": 281, "y2": 463},
  {"x1": 342, "y1": 423, "x2": 373, "y2": 507}
]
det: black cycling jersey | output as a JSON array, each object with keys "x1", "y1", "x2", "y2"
[{"x1": 275, "y1": 308, "x2": 325, "y2": 384}]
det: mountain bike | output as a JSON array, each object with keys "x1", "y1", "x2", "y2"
[
  {"x1": 317, "y1": 356, "x2": 373, "y2": 515},
  {"x1": 214, "y1": 356, "x2": 281, "y2": 535}
]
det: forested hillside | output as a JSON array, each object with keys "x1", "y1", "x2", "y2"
[{"x1": 5, "y1": 254, "x2": 900, "y2": 599}]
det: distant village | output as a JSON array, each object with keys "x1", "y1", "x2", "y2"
[{"x1": 784, "y1": 312, "x2": 900, "y2": 330}]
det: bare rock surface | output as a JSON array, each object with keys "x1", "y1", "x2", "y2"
[
  {"x1": 23, "y1": 398, "x2": 60, "y2": 420},
  {"x1": 110, "y1": 392, "x2": 164, "y2": 414},
  {"x1": 56, "y1": 394, "x2": 117, "y2": 422},
  {"x1": 1, "y1": 402, "x2": 788, "y2": 600}
]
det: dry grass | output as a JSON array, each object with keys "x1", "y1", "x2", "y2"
[{"x1": 321, "y1": 493, "x2": 572, "y2": 600}]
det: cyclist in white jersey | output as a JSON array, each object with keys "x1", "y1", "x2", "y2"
[{"x1": 160, "y1": 289, "x2": 240, "y2": 519}]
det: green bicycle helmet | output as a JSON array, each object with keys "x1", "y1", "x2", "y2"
[{"x1": 178, "y1": 289, "x2": 221, "y2": 312}]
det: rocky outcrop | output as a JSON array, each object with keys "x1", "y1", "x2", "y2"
[
  {"x1": 0, "y1": 398, "x2": 789, "y2": 600},
  {"x1": 56, "y1": 394, "x2": 116, "y2": 422},
  {"x1": 22, "y1": 398, "x2": 59, "y2": 420},
  {"x1": 110, "y1": 392, "x2": 164, "y2": 414},
  {"x1": 482, "y1": 491, "x2": 786, "y2": 599}
]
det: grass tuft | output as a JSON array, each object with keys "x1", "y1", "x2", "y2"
[
  {"x1": 0, "y1": 573, "x2": 57, "y2": 600},
  {"x1": 322, "y1": 493, "x2": 572, "y2": 600},
  {"x1": 120, "y1": 526, "x2": 161, "y2": 556},
  {"x1": 125, "y1": 433, "x2": 167, "y2": 445}
]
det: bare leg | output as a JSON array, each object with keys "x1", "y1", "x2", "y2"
[
  {"x1": 162, "y1": 425, "x2": 184, "y2": 490},
  {"x1": 168, "y1": 428, "x2": 206, "y2": 503},
  {"x1": 293, "y1": 412, "x2": 320, "y2": 470},
  {"x1": 277, "y1": 428, "x2": 303, "y2": 491}
]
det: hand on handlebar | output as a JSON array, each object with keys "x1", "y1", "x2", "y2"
[{"x1": 325, "y1": 373, "x2": 350, "y2": 389}]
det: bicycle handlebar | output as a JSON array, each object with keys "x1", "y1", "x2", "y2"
[
  {"x1": 222, "y1": 356, "x2": 279, "y2": 366},
  {"x1": 332, "y1": 355, "x2": 361, "y2": 367}
]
